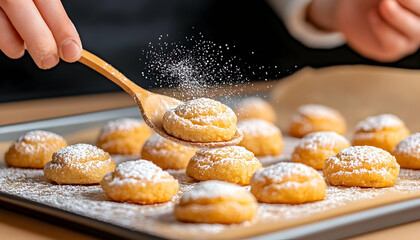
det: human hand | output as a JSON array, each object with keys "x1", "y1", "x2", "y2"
[
  {"x1": 0, "y1": 0, "x2": 82, "y2": 69},
  {"x1": 308, "y1": 0, "x2": 420, "y2": 62}
]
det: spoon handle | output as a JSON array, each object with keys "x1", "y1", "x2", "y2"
[{"x1": 78, "y1": 49, "x2": 149, "y2": 98}]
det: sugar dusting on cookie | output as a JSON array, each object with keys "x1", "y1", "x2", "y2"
[
  {"x1": 325, "y1": 146, "x2": 399, "y2": 178},
  {"x1": 45, "y1": 144, "x2": 115, "y2": 176},
  {"x1": 2, "y1": 138, "x2": 420, "y2": 238},
  {"x1": 236, "y1": 97, "x2": 268, "y2": 108},
  {"x1": 334, "y1": 146, "x2": 394, "y2": 165},
  {"x1": 181, "y1": 181, "x2": 246, "y2": 202},
  {"x1": 166, "y1": 98, "x2": 235, "y2": 125},
  {"x1": 252, "y1": 162, "x2": 317, "y2": 183},
  {"x1": 193, "y1": 146, "x2": 258, "y2": 171},
  {"x1": 393, "y1": 133, "x2": 420, "y2": 156},
  {"x1": 238, "y1": 119, "x2": 280, "y2": 137},
  {"x1": 100, "y1": 118, "x2": 145, "y2": 135},
  {"x1": 52, "y1": 144, "x2": 110, "y2": 164},
  {"x1": 355, "y1": 114, "x2": 404, "y2": 132},
  {"x1": 111, "y1": 160, "x2": 172, "y2": 182},
  {"x1": 17, "y1": 130, "x2": 62, "y2": 143},
  {"x1": 143, "y1": 134, "x2": 194, "y2": 159},
  {"x1": 297, "y1": 104, "x2": 340, "y2": 118},
  {"x1": 13, "y1": 130, "x2": 65, "y2": 155},
  {"x1": 295, "y1": 131, "x2": 350, "y2": 151}
]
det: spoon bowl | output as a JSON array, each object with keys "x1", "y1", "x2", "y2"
[{"x1": 78, "y1": 50, "x2": 243, "y2": 148}]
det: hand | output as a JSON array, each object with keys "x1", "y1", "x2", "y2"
[
  {"x1": 0, "y1": 0, "x2": 82, "y2": 69},
  {"x1": 308, "y1": 0, "x2": 420, "y2": 62}
]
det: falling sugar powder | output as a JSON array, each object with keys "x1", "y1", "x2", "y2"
[{"x1": 140, "y1": 34, "x2": 249, "y2": 100}]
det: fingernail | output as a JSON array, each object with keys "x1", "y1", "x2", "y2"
[
  {"x1": 61, "y1": 39, "x2": 81, "y2": 61},
  {"x1": 41, "y1": 54, "x2": 58, "y2": 69}
]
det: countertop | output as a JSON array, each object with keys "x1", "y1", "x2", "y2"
[{"x1": 2, "y1": 70, "x2": 420, "y2": 239}]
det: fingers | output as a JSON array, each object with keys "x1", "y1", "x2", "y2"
[
  {"x1": 1, "y1": 0, "x2": 58, "y2": 69},
  {"x1": 34, "y1": 0, "x2": 82, "y2": 62},
  {"x1": 398, "y1": 0, "x2": 420, "y2": 15},
  {"x1": 379, "y1": 0, "x2": 420, "y2": 40},
  {"x1": 0, "y1": 8, "x2": 24, "y2": 59},
  {"x1": 368, "y1": 9, "x2": 416, "y2": 61}
]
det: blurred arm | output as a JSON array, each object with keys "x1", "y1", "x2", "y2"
[{"x1": 267, "y1": 0, "x2": 345, "y2": 48}]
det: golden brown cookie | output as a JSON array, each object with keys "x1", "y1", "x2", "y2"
[
  {"x1": 174, "y1": 181, "x2": 258, "y2": 224},
  {"x1": 353, "y1": 114, "x2": 410, "y2": 152},
  {"x1": 101, "y1": 160, "x2": 179, "y2": 204},
  {"x1": 392, "y1": 133, "x2": 420, "y2": 169},
  {"x1": 234, "y1": 97, "x2": 276, "y2": 123},
  {"x1": 250, "y1": 162, "x2": 326, "y2": 204},
  {"x1": 97, "y1": 118, "x2": 153, "y2": 155},
  {"x1": 289, "y1": 104, "x2": 346, "y2": 138},
  {"x1": 44, "y1": 144, "x2": 116, "y2": 184},
  {"x1": 292, "y1": 131, "x2": 350, "y2": 170},
  {"x1": 5, "y1": 130, "x2": 67, "y2": 168},
  {"x1": 163, "y1": 98, "x2": 237, "y2": 142},
  {"x1": 141, "y1": 134, "x2": 197, "y2": 170},
  {"x1": 186, "y1": 146, "x2": 262, "y2": 185},
  {"x1": 324, "y1": 146, "x2": 400, "y2": 187},
  {"x1": 237, "y1": 119, "x2": 283, "y2": 156}
]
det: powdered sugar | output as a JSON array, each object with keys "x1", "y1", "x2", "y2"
[
  {"x1": 2, "y1": 139, "x2": 420, "y2": 239},
  {"x1": 334, "y1": 146, "x2": 392, "y2": 166},
  {"x1": 166, "y1": 98, "x2": 235, "y2": 125},
  {"x1": 355, "y1": 114, "x2": 404, "y2": 132},
  {"x1": 238, "y1": 119, "x2": 280, "y2": 137},
  {"x1": 181, "y1": 181, "x2": 246, "y2": 202},
  {"x1": 296, "y1": 104, "x2": 340, "y2": 118},
  {"x1": 325, "y1": 146, "x2": 398, "y2": 179},
  {"x1": 144, "y1": 134, "x2": 168, "y2": 148},
  {"x1": 191, "y1": 152, "x2": 258, "y2": 172},
  {"x1": 236, "y1": 97, "x2": 269, "y2": 108},
  {"x1": 100, "y1": 118, "x2": 145, "y2": 136},
  {"x1": 12, "y1": 130, "x2": 65, "y2": 155},
  {"x1": 295, "y1": 131, "x2": 350, "y2": 151},
  {"x1": 17, "y1": 130, "x2": 63, "y2": 143},
  {"x1": 142, "y1": 134, "x2": 195, "y2": 160},
  {"x1": 52, "y1": 144, "x2": 109, "y2": 164},
  {"x1": 44, "y1": 144, "x2": 114, "y2": 176},
  {"x1": 194, "y1": 146, "x2": 255, "y2": 163},
  {"x1": 393, "y1": 133, "x2": 420, "y2": 156},
  {"x1": 252, "y1": 162, "x2": 317, "y2": 183},
  {"x1": 111, "y1": 160, "x2": 171, "y2": 182}
]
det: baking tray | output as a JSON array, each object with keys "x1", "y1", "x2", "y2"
[{"x1": 1, "y1": 107, "x2": 420, "y2": 240}]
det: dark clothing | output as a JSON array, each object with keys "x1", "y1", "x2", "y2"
[{"x1": 1, "y1": 0, "x2": 419, "y2": 102}]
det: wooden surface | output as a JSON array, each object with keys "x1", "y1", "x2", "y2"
[
  {"x1": 2, "y1": 65, "x2": 420, "y2": 239},
  {"x1": 0, "y1": 92, "x2": 135, "y2": 126},
  {"x1": 0, "y1": 208, "x2": 96, "y2": 240}
]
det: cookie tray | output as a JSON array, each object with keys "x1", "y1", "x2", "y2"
[{"x1": 1, "y1": 107, "x2": 420, "y2": 240}]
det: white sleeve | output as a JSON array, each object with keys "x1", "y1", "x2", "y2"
[{"x1": 266, "y1": 0, "x2": 345, "y2": 49}]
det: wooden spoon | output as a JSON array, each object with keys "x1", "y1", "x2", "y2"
[{"x1": 78, "y1": 50, "x2": 243, "y2": 149}]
